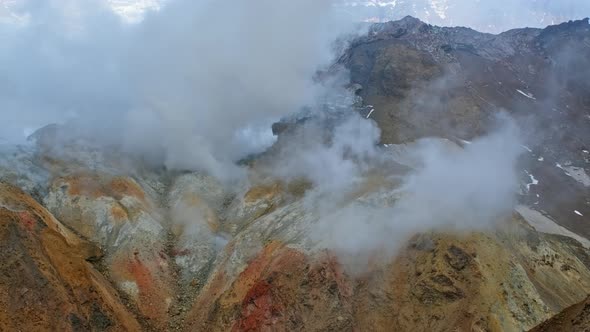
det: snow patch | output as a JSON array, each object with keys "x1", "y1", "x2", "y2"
[
  {"x1": 516, "y1": 89, "x2": 536, "y2": 100},
  {"x1": 575, "y1": 210, "x2": 584, "y2": 217},
  {"x1": 555, "y1": 163, "x2": 573, "y2": 178},
  {"x1": 562, "y1": 166, "x2": 590, "y2": 187},
  {"x1": 366, "y1": 109, "x2": 375, "y2": 119},
  {"x1": 517, "y1": 206, "x2": 590, "y2": 248},
  {"x1": 524, "y1": 170, "x2": 539, "y2": 192},
  {"x1": 461, "y1": 139, "x2": 472, "y2": 145}
]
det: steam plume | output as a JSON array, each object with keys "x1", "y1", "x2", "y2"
[{"x1": 0, "y1": 0, "x2": 358, "y2": 180}]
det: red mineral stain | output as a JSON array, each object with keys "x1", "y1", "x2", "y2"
[
  {"x1": 233, "y1": 279, "x2": 282, "y2": 332},
  {"x1": 230, "y1": 244, "x2": 307, "y2": 332},
  {"x1": 126, "y1": 255, "x2": 161, "y2": 319},
  {"x1": 18, "y1": 211, "x2": 36, "y2": 232}
]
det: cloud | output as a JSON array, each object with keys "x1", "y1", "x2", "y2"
[
  {"x1": 269, "y1": 112, "x2": 382, "y2": 195},
  {"x1": 310, "y1": 113, "x2": 523, "y2": 272},
  {"x1": 0, "y1": 0, "x2": 360, "y2": 181}
]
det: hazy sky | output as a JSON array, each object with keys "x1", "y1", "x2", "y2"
[
  {"x1": 3, "y1": 0, "x2": 589, "y2": 30},
  {"x1": 112, "y1": 1, "x2": 590, "y2": 32}
]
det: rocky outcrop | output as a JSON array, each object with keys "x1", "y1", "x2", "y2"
[
  {"x1": 43, "y1": 172, "x2": 173, "y2": 329},
  {"x1": 341, "y1": 16, "x2": 590, "y2": 242},
  {"x1": 181, "y1": 211, "x2": 590, "y2": 331},
  {"x1": 343, "y1": 17, "x2": 590, "y2": 145},
  {"x1": 531, "y1": 295, "x2": 590, "y2": 332},
  {"x1": 0, "y1": 182, "x2": 141, "y2": 331}
]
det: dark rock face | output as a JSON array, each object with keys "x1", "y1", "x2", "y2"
[
  {"x1": 445, "y1": 245, "x2": 472, "y2": 271},
  {"x1": 342, "y1": 16, "x2": 590, "y2": 238},
  {"x1": 343, "y1": 16, "x2": 590, "y2": 143},
  {"x1": 531, "y1": 295, "x2": 590, "y2": 331}
]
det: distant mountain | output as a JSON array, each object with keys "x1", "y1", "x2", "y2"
[
  {"x1": 337, "y1": 0, "x2": 590, "y2": 32},
  {"x1": 3, "y1": 0, "x2": 588, "y2": 31}
]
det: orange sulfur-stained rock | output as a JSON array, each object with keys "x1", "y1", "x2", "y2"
[
  {"x1": 183, "y1": 241, "x2": 356, "y2": 332},
  {"x1": 0, "y1": 182, "x2": 142, "y2": 331},
  {"x1": 43, "y1": 172, "x2": 174, "y2": 329}
]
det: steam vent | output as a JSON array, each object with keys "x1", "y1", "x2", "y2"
[{"x1": 1, "y1": 1, "x2": 590, "y2": 331}]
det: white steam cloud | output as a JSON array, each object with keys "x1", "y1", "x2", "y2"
[
  {"x1": 263, "y1": 97, "x2": 523, "y2": 272},
  {"x1": 270, "y1": 112, "x2": 382, "y2": 195},
  {"x1": 0, "y1": 0, "x2": 359, "y2": 180},
  {"x1": 304, "y1": 114, "x2": 523, "y2": 271}
]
